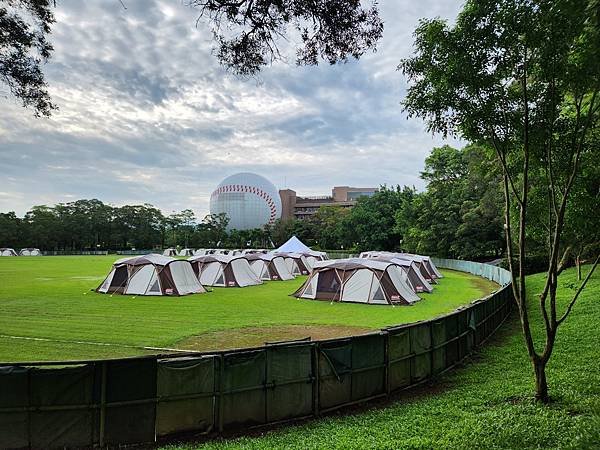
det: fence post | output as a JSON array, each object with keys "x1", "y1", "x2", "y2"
[
  {"x1": 384, "y1": 332, "x2": 391, "y2": 395},
  {"x1": 217, "y1": 354, "x2": 224, "y2": 433},
  {"x1": 265, "y1": 348, "x2": 269, "y2": 424},
  {"x1": 99, "y1": 361, "x2": 107, "y2": 447},
  {"x1": 312, "y1": 343, "x2": 320, "y2": 418}
]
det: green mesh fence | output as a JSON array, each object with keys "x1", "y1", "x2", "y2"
[
  {"x1": 156, "y1": 356, "x2": 216, "y2": 437},
  {"x1": 0, "y1": 259, "x2": 513, "y2": 448}
]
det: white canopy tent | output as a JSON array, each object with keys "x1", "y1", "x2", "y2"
[
  {"x1": 188, "y1": 254, "x2": 262, "y2": 287},
  {"x1": 275, "y1": 235, "x2": 312, "y2": 253},
  {"x1": 275, "y1": 236, "x2": 328, "y2": 261}
]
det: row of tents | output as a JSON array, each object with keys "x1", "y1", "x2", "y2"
[
  {"x1": 163, "y1": 248, "x2": 268, "y2": 257},
  {"x1": 96, "y1": 242, "x2": 444, "y2": 307},
  {"x1": 0, "y1": 248, "x2": 41, "y2": 256},
  {"x1": 96, "y1": 250, "x2": 328, "y2": 296}
]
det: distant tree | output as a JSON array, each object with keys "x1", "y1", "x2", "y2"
[
  {"x1": 417, "y1": 145, "x2": 469, "y2": 257},
  {"x1": 0, "y1": 0, "x2": 56, "y2": 116},
  {"x1": 199, "y1": 213, "x2": 229, "y2": 247},
  {"x1": 346, "y1": 186, "x2": 405, "y2": 252},
  {"x1": 311, "y1": 205, "x2": 352, "y2": 250},
  {"x1": 0, "y1": 211, "x2": 22, "y2": 247},
  {"x1": 401, "y1": 0, "x2": 600, "y2": 402},
  {"x1": 452, "y1": 144, "x2": 505, "y2": 259},
  {"x1": 23, "y1": 205, "x2": 61, "y2": 249},
  {"x1": 165, "y1": 209, "x2": 196, "y2": 247}
]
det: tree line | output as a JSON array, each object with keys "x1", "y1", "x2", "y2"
[{"x1": 3, "y1": 142, "x2": 595, "y2": 261}]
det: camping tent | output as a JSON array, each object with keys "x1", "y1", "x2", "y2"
[
  {"x1": 243, "y1": 253, "x2": 295, "y2": 281},
  {"x1": 162, "y1": 248, "x2": 177, "y2": 257},
  {"x1": 293, "y1": 258, "x2": 420, "y2": 305},
  {"x1": 188, "y1": 254, "x2": 262, "y2": 287},
  {"x1": 178, "y1": 248, "x2": 194, "y2": 257},
  {"x1": 0, "y1": 248, "x2": 17, "y2": 256},
  {"x1": 19, "y1": 248, "x2": 41, "y2": 256},
  {"x1": 399, "y1": 253, "x2": 443, "y2": 278},
  {"x1": 361, "y1": 251, "x2": 441, "y2": 282},
  {"x1": 393, "y1": 254, "x2": 440, "y2": 282},
  {"x1": 97, "y1": 254, "x2": 205, "y2": 296},
  {"x1": 273, "y1": 252, "x2": 311, "y2": 276},
  {"x1": 241, "y1": 249, "x2": 268, "y2": 255},
  {"x1": 367, "y1": 256, "x2": 433, "y2": 293}
]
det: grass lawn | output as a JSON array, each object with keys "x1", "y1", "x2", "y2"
[
  {"x1": 163, "y1": 265, "x2": 600, "y2": 450},
  {"x1": 0, "y1": 256, "x2": 497, "y2": 362}
]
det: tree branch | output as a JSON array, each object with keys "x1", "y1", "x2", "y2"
[{"x1": 557, "y1": 254, "x2": 599, "y2": 326}]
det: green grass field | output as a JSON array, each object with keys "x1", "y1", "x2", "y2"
[
  {"x1": 0, "y1": 255, "x2": 497, "y2": 362},
  {"x1": 164, "y1": 265, "x2": 600, "y2": 450}
]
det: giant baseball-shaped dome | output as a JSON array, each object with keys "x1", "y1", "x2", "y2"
[{"x1": 209, "y1": 172, "x2": 282, "y2": 230}]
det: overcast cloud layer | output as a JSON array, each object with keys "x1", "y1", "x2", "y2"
[{"x1": 0, "y1": 0, "x2": 464, "y2": 218}]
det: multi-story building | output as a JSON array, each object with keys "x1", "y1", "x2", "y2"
[{"x1": 279, "y1": 186, "x2": 378, "y2": 221}]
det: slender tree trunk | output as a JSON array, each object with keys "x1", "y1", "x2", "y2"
[
  {"x1": 577, "y1": 255, "x2": 582, "y2": 281},
  {"x1": 533, "y1": 358, "x2": 549, "y2": 403}
]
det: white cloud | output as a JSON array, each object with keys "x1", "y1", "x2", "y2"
[{"x1": 0, "y1": 0, "x2": 465, "y2": 218}]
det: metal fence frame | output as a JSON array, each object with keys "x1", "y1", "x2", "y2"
[{"x1": 0, "y1": 259, "x2": 513, "y2": 448}]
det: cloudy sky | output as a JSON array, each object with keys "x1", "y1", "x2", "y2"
[{"x1": 1, "y1": 0, "x2": 464, "y2": 218}]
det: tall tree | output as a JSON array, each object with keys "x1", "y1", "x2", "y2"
[
  {"x1": 0, "y1": 0, "x2": 56, "y2": 116},
  {"x1": 401, "y1": 0, "x2": 600, "y2": 402},
  {"x1": 346, "y1": 186, "x2": 405, "y2": 252},
  {"x1": 0, "y1": 211, "x2": 22, "y2": 247}
]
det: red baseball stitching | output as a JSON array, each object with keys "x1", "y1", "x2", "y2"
[{"x1": 211, "y1": 184, "x2": 279, "y2": 224}]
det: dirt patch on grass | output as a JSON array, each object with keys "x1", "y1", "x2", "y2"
[
  {"x1": 469, "y1": 276, "x2": 499, "y2": 296},
  {"x1": 176, "y1": 324, "x2": 374, "y2": 352}
]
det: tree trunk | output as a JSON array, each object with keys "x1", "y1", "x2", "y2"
[
  {"x1": 533, "y1": 358, "x2": 549, "y2": 403},
  {"x1": 577, "y1": 255, "x2": 582, "y2": 281}
]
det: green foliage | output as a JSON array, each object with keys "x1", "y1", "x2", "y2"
[
  {"x1": 0, "y1": 256, "x2": 497, "y2": 362},
  {"x1": 400, "y1": 0, "x2": 600, "y2": 401},
  {"x1": 192, "y1": 0, "x2": 383, "y2": 76},
  {"x1": 400, "y1": 0, "x2": 600, "y2": 264},
  {"x1": 399, "y1": 144, "x2": 504, "y2": 259},
  {"x1": 0, "y1": 0, "x2": 56, "y2": 116},
  {"x1": 345, "y1": 186, "x2": 406, "y2": 252},
  {"x1": 163, "y1": 266, "x2": 600, "y2": 449}
]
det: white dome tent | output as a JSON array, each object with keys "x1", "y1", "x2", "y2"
[
  {"x1": 360, "y1": 251, "x2": 442, "y2": 283},
  {"x1": 243, "y1": 253, "x2": 295, "y2": 281},
  {"x1": 178, "y1": 248, "x2": 194, "y2": 257},
  {"x1": 188, "y1": 255, "x2": 262, "y2": 287},
  {"x1": 97, "y1": 254, "x2": 205, "y2": 296},
  {"x1": 162, "y1": 248, "x2": 177, "y2": 257},
  {"x1": 0, "y1": 248, "x2": 17, "y2": 256},
  {"x1": 19, "y1": 248, "x2": 41, "y2": 256},
  {"x1": 274, "y1": 252, "x2": 311, "y2": 276},
  {"x1": 365, "y1": 256, "x2": 433, "y2": 293},
  {"x1": 293, "y1": 259, "x2": 420, "y2": 305}
]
